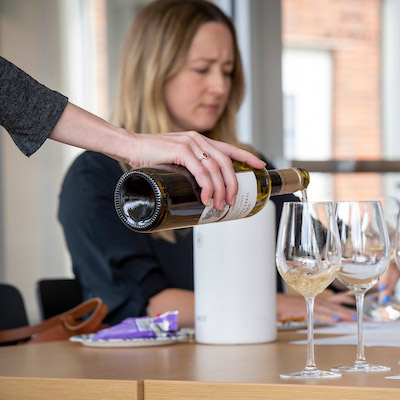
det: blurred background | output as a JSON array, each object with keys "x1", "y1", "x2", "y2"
[{"x1": 1, "y1": 0, "x2": 399, "y2": 323}]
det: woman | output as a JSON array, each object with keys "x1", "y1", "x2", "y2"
[{"x1": 59, "y1": 0, "x2": 354, "y2": 326}]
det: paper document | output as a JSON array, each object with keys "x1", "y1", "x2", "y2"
[
  {"x1": 291, "y1": 320, "x2": 400, "y2": 347},
  {"x1": 385, "y1": 375, "x2": 400, "y2": 379}
]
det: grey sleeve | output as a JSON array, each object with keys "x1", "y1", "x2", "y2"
[{"x1": 0, "y1": 57, "x2": 68, "y2": 156}]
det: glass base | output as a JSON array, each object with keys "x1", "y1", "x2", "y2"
[
  {"x1": 280, "y1": 368, "x2": 341, "y2": 379},
  {"x1": 331, "y1": 363, "x2": 391, "y2": 373}
]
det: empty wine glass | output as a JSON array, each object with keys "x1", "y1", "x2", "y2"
[
  {"x1": 332, "y1": 201, "x2": 391, "y2": 373},
  {"x1": 276, "y1": 202, "x2": 342, "y2": 379}
]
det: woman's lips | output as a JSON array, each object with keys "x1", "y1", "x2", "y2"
[{"x1": 201, "y1": 104, "x2": 219, "y2": 112}]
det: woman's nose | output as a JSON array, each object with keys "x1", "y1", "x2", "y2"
[{"x1": 207, "y1": 71, "x2": 228, "y2": 96}]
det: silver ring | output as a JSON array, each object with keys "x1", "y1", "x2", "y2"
[{"x1": 200, "y1": 152, "x2": 210, "y2": 162}]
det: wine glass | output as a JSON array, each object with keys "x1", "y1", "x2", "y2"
[
  {"x1": 387, "y1": 206, "x2": 400, "y2": 379},
  {"x1": 364, "y1": 197, "x2": 400, "y2": 322},
  {"x1": 276, "y1": 201, "x2": 342, "y2": 379},
  {"x1": 331, "y1": 201, "x2": 391, "y2": 373},
  {"x1": 394, "y1": 209, "x2": 400, "y2": 289}
]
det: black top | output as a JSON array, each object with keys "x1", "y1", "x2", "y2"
[
  {"x1": 0, "y1": 57, "x2": 68, "y2": 156},
  {"x1": 58, "y1": 151, "x2": 297, "y2": 325}
]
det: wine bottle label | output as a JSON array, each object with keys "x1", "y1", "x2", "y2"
[
  {"x1": 222, "y1": 172, "x2": 258, "y2": 221},
  {"x1": 198, "y1": 171, "x2": 257, "y2": 224},
  {"x1": 198, "y1": 201, "x2": 230, "y2": 224}
]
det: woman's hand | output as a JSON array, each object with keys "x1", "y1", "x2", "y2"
[
  {"x1": 120, "y1": 130, "x2": 265, "y2": 210},
  {"x1": 377, "y1": 262, "x2": 400, "y2": 305},
  {"x1": 147, "y1": 288, "x2": 195, "y2": 328},
  {"x1": 277, "y1": 292, "x2": 356, "y2": 324}
]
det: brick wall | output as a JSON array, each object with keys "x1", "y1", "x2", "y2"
[{"x1": 282, "y1": 0, "x2": 382, "y2": 200}]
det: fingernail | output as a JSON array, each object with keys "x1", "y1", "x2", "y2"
[
  {"x1": 205, "y1": 198, "x2": 212, "y2": 207},
  {"x1": 332, "y1": 315, "x2": 340, "y2": 322},
  {"x1": 378, "y1": 284, "x2": 387, "y2": 292},
  {"x1": 382, "y1": 295, "x2": 391, "y2": 305},
  {"x1": 352, "y1": 314, "x2": 357, "y2": 320}
]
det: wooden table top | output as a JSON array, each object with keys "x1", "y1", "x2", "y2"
[{"x1": 0, "y1": 331, "x2": 399, "y2": 399}]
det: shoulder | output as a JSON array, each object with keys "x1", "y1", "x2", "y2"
[
  {"x1": 67, "y1": 150, "x2": 119, "y2": 172},
  {"x1": 64, "y1": 151, "x2": 122, "y2": 183},
  {"x1": 59, "y1": 151, "x2": 124, "y2": 204}
]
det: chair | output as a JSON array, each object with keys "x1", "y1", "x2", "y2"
[
  {"x1": 37, "y1": 278, "x2": 83, "y2": 320},
  {"x1": 0, "y1": 283, "x2": 30, "y2": 345}
]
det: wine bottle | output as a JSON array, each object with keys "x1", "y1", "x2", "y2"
[{"x1": 114, "y1": 161, "x2": 310, "y2": 232}]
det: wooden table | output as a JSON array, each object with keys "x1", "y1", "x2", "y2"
[{"x1": 0, "y1": 331, "x2": 399, "y2": 399}]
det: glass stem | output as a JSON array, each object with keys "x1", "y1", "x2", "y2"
[
  {"x1": 305, "y1": 297, "x2": 316, "y2": 370},
  {"x1": 355, "y1": 292, "x2": 366, "y2": 365}
]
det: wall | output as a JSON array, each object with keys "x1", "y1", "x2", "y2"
[{"x1": 0, "y1": 0, "x2": 74, "y2": 323}]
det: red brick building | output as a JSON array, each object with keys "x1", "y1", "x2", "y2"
[{"x1": 282, "y1": 0, "x2": 382, "y2": 200}]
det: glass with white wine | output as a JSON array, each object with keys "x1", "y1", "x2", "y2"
[
  {"x1": 276, "y1": 201, "x2": 342, "y2": 379},
  {"x1": 332, "y1": 201, "x2": 391, "y2": 373}
]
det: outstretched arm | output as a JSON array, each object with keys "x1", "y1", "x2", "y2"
[
  {"x1": 50, "y1": 103, "x2": 265, "y2": 209},
  {"x1": 277, "y1": 292, "x2": 356, "y2": 324},
  {"x1": 147, "y1": 288, "x2": 195, "y2": 328},
  {"x1": 1, "y1": 57, "x2": 265, "y2": 210}
]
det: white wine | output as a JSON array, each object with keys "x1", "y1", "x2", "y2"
[
  {"x1": 301, "y1": 188, "x2": 308, "y2": 203},
  {"x1": 280, "y1": 265, "x2": 340, "y2": 299},
  {"x1": 114, "y1": 161, "x2": 310, "y2": 232},
  {"x1": 337, "y1": 268, "x2": 381, "y2": 292},
  {"x1": 337, "y1": 247, "x2": 388, "y2": 292}
]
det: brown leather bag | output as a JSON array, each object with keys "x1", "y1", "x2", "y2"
[{"x1": 0, "y1": 297, "x2": 108, "y2": 344}]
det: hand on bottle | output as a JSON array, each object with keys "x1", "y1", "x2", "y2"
[
  {"x1": 49, "y1": 103, "x2": 265, "y2": 210},
  {"x1": 377, "y1": 262, "x2": 400, "y2": 305},
  {"x1": 123, "y1": 131, "x2": 266, "y2": 210},
  {"x1": 277, "y1": 292, "x2": 356, "y2": 324}
]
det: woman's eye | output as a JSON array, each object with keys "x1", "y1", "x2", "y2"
[
  {"x1": 194, "y1": 68, "x2": 208, "y2": 74},
  {"x1": 223, "y1": 70, "x2": 233, "y2": 77}
]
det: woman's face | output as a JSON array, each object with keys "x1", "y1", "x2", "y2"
[{"x1": 163, "y1": 22, "x2": 234, "y2": 133}]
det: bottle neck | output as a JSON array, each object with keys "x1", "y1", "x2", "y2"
[{"x1": 268, "y1": 168, "x2": 308, "y2": 196}]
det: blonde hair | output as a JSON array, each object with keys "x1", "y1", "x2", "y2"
[{"x1": 113, "y1": 0, "x2": 244, "y2": 146}]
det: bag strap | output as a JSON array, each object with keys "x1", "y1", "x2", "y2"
[{"x1": 0, "y1": 297, "x2": 108, "y2": 344}]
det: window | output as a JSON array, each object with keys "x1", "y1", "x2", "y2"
[
  {"x1": 281, "y1": 0, "x2": 400, "y2": 203},
  {"x1": 282, "y1": 48, "x2": 333, "y2": 161}
]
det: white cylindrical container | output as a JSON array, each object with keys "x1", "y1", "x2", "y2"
[{"x1": 194, "y1": 201, "x2": 277, "y2": 344}]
